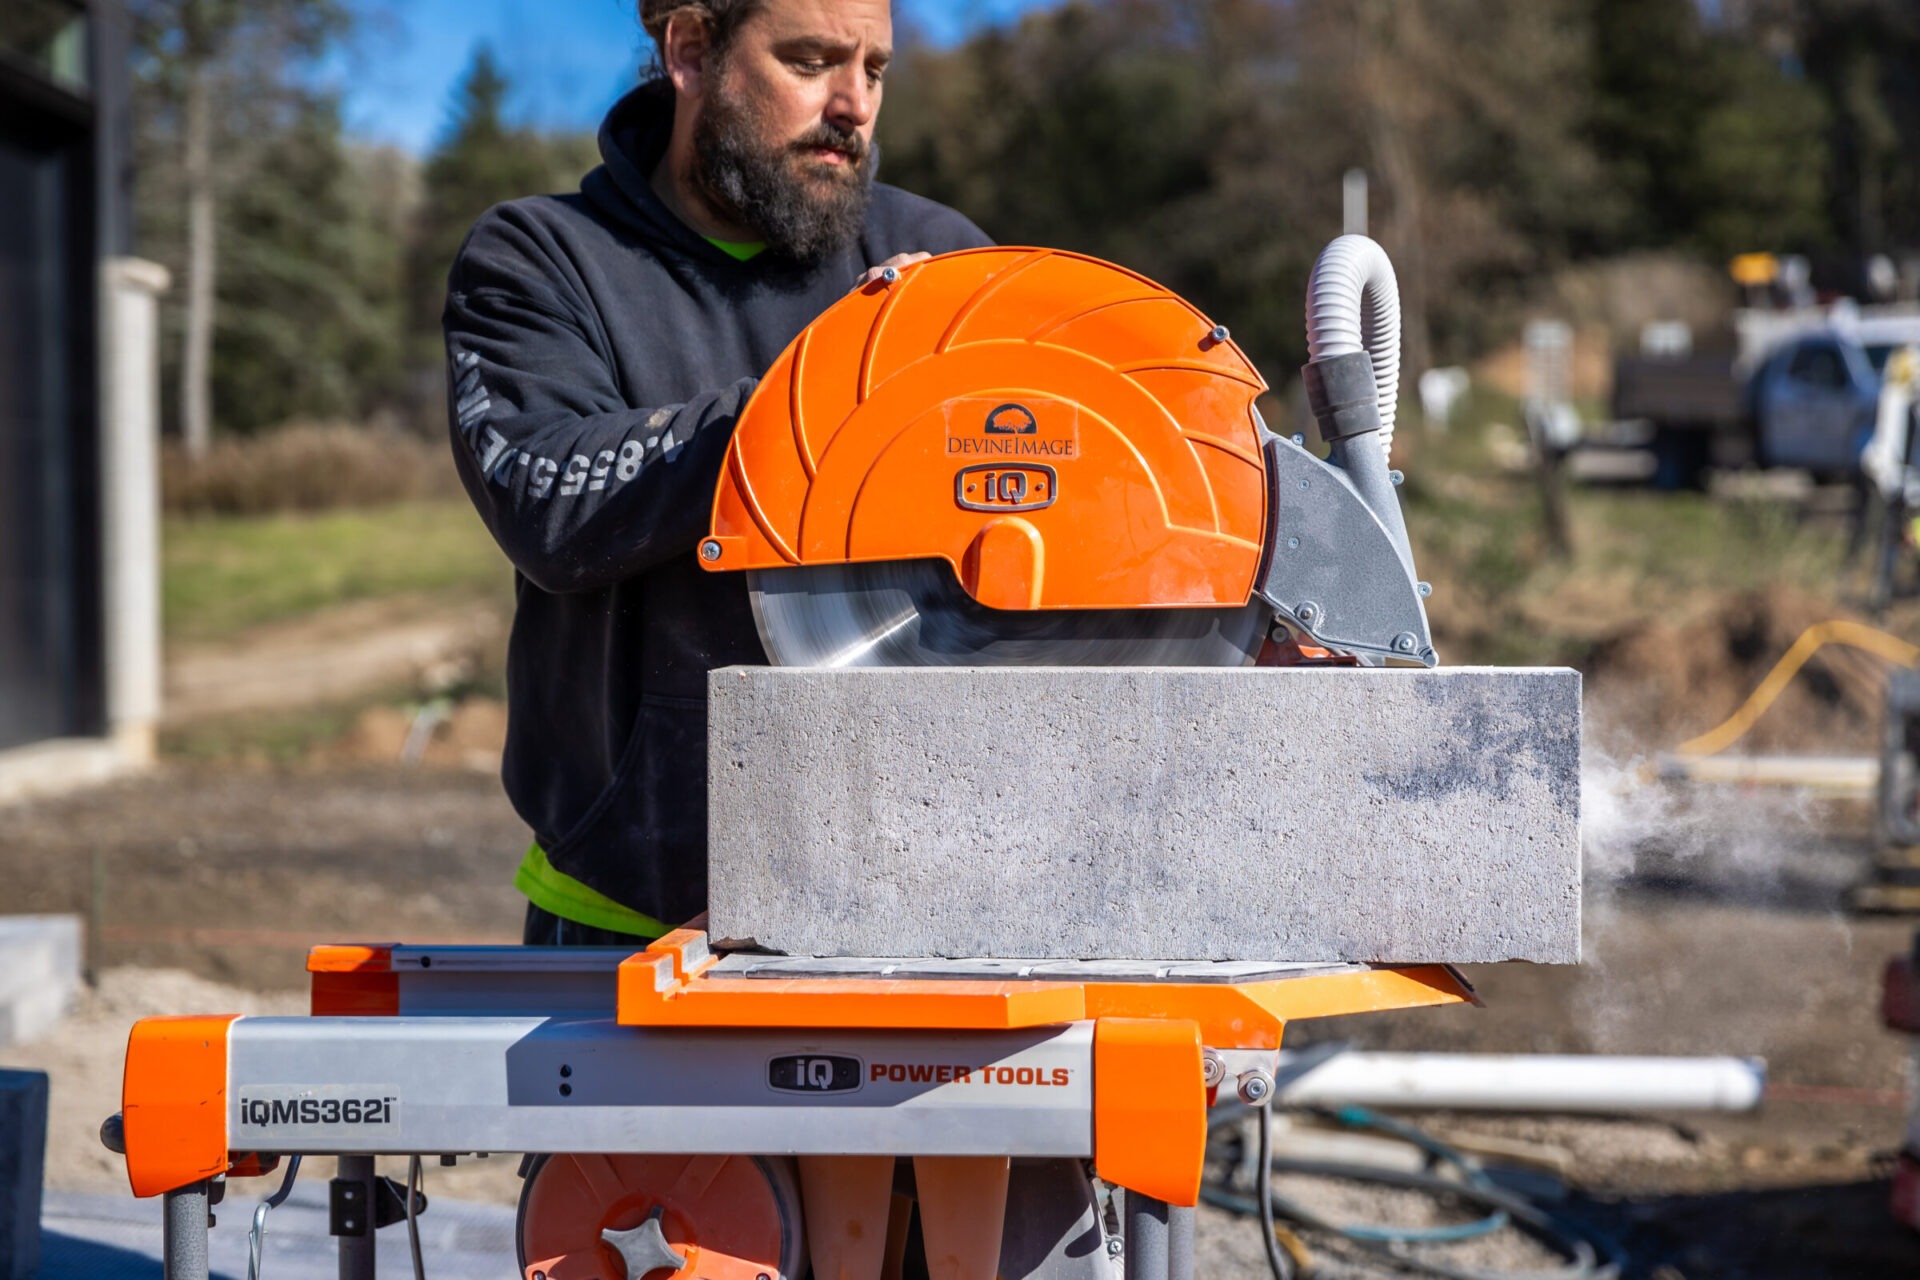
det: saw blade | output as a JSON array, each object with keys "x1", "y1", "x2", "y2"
[{"x1": 749, "y1": 560, "x2": 1269, "y2": 668}]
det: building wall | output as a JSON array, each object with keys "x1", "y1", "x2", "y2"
[{"x1": 0, "y1": 0, "x2": 159, "y2": 788}]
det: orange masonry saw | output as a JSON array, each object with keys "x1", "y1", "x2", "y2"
[
  {"x1": 703, "y1": 237, "x2": 1434, "y2": 669},
  {"x1": 109, "y1": 238, "x2": 1477, "y2": 1280}
]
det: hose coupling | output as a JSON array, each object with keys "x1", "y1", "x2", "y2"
[{"x1": 1301, "y1": 350, "x2": 1383, "y2": 445}]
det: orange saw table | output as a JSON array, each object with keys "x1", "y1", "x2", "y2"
[{"x1": 115, "y1": 926, "x2": 1473, "y2": 1280}]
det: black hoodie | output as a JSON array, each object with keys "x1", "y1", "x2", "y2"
[{"x1": 443, "y1": 81, "x2": 991, "y2": 925}]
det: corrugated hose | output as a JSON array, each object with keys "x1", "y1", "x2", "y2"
[{"x1": 1203, "y1": 1097, "x2": 1623, "y2": 1280}]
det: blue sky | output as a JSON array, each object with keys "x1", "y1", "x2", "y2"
[{"x1": 338, "y1": 0, "x2": 1059, "y2": 154}]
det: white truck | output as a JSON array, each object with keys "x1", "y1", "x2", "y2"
[{"x1": 1612, "y1": 305, "x2": 1920, "y2": 488}]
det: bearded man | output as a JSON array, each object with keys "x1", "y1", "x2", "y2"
[{"x1": 444, "y1": 0, "x2": 990, "y2": 946}]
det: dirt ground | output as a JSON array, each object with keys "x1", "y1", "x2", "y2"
[
  {"x1": 10, "y1": 565, "x2": 1920, "y2": 1278},
  {"x1": 4, "y1": 753, "x2": 1919, "y2": 1278}
]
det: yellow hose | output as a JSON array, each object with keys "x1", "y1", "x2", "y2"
[{"x1": 1672, "y1": 619, "x2": 1920, "y2": 757}]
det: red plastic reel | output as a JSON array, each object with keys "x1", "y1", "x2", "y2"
[{"x1": 517, "y1": 1152, "x2": 804, "y2": 1280}]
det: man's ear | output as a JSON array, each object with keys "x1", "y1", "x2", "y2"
[{"x1": 662, "y1": 11, "x2": 713, "y2": 100}]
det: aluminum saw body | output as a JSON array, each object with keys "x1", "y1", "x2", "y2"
[{"x1": 699, "y1": 247, "x2": 1435, "y2": 668}]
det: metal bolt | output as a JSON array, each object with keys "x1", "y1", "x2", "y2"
[
  {"x1": 880, "y1": 266, "x2": 899, "y2": 283},
  {"x1": 1296, "y1": 602, "x2": 1321, "y2": 624},
  {"x1": 1237, "y1": 1069, "x2": 1275, "y2": 1106},
  {"x1": 1107, "y1": 1237, "x2": 1125, "y2": 1258},
  {"x1": 1286, "y1": 536, "x2": 1300, "y2": 550},
  {"x1": 758, "y1": 1273, "x2": 773, "y2": 1280},
  {"x1": 699, "y1": 540, "x2": 723, "y2": 562},
  {"x1": 1393, "y1": 632, "x2": 1418, "y2": 653},
  {"x1": 1291, "y1": 433, "x2": 1305, "y2": 447},
  {"x1": 1201, "y1": 1052, "x2": 1226, "y2": 1088},
  {"x1": 534, "y1": 1272, "x2": 547, "y2": 1280},
  {"x1": 1208, "y1": 324, "x2": 1230, "y2": 344},
  {"x1": 1298, "y1": 478, "x2": 1310, "y2": 490},
  {"x1": 1417, "y1": 581, "x2": 1433, "y2": 598},
  {"x1": 1389, "y1": 469, "x2": 1405, "y2": 486}
]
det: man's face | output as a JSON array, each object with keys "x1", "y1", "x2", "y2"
[{"x1": 690, "y1": 0, "x2": 893, "y2": 263}]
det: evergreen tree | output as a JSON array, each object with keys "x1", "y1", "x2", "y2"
[
  {"x1": 406, "y1": 46, "x2": 601, "y2": 382},
  {"x1": 213, "y1": 96, "x2": 410, "y2": 430},
  {"x1": 1586, "y1": 0, "x2": 1833, "y2": 258}
]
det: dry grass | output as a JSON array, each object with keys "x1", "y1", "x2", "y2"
[{"x1": 162, "y1": 422, "x2": 466, "y2": 515}]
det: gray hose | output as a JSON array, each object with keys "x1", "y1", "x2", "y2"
[{"x1": 1305, "y1": 234, "x2": 1403, "y2": 461}]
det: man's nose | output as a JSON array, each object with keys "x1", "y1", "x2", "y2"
[{"x1": 826, "y1": 64, "x2": 876, "y2": 130}]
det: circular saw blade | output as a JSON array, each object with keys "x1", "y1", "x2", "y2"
[{"x1": 749, "y1": 560, "x2": 1269, "y2": 668}]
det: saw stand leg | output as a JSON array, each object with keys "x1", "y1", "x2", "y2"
[
  {"x1": 1123, "y1": 1193, "x2": 1194, "y2": 1280},
  {"x1": 163, "y1": 1180, "x2": 212, "y2": 1280},
  {"x1": 335, "y1": 1155, "x2": 378, "y2": 1280}
]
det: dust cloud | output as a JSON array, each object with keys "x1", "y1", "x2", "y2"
[{"x1": 1573, "y1": 740, "x2": 1854, "y2": 1055}]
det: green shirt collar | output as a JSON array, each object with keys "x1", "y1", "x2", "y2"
[{"x1": 706, "y1": 236, "x2": 768, "y2": 262}]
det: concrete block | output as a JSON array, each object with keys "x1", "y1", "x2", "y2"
[
  {"x1": 0, "y1": 1071, "x2": 48, "y2": 1280},
  {"x1": 708, "y1": 667, "x2": 1580, "y2": 964},
  {"x1": 0, "y1": 916, "x2": 82, "y2": 1047}
]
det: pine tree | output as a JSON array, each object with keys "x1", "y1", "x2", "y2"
[{"x1": 406, "y1": 46, "x2": 600, "y2": 381}]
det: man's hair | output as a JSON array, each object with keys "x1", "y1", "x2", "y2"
[{"x1": 640, "y1": 0, "x2": 765, "y2": 68}]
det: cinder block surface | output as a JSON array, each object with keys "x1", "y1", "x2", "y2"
[
  {"x1": 708, "y1": 667, "x2": 1580, "y2": 964},
  {"x1": 0, "y1": 1071, "x2": 48, "y2": 1280},
  {"x1": 0, "y1": 916, "x2": 82, "y2": 1047}
]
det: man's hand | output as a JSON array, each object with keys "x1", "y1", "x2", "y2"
[{"x1": 854, "y1": 252, "x2": 931, "y2": 291}]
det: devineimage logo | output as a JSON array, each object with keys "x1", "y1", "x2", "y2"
[{"x1": 983, "y1": 403, "x2": 1038, "y2": 434}]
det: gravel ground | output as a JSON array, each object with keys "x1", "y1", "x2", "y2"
[{"x1": 4, "y1": 760, "x2": 1920, "y2": 1277}]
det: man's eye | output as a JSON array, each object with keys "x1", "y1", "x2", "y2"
[{"x1": 791, "y1": 59, "x2": 828, "y2": 74}]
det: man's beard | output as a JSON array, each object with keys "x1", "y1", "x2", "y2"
[{"x1": 691, "y1": 77, "x2": 874, "y2": 265}]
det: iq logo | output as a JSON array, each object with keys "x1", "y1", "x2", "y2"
[{"x1": 767, "y1": 1054, "x2": 863, "y2": 1094}]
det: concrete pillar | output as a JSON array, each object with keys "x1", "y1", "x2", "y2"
[{"x1": 99, "y1": 256, "x2": 169, "y2": 763}]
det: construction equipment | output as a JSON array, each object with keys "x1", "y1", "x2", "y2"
[
  {"x1": 108, "y1": 239, "x2": 1549, "y2": 1280},
  {"x1": 1859, "y1": 668, "x2": 1920, "y2": 911},
  {"x1": 1882, "y1": 932, "x2": 1920, "y2": 1232}
]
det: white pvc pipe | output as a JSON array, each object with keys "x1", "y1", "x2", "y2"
[
  {"x1": 1305, "y1": 233, "x2": 1402, "y2": 460},
  {"x1": 1656, "y1": 752, "x2": 1878, "y2": 796},
  {"x1": 1278, "y1": 1052, "x2": 1766, "y2": 1113}
]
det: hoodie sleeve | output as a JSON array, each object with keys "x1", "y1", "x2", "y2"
[{"x1": 443, "y1": 207, "x2": 752, "y2": 595}]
